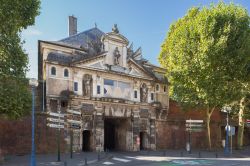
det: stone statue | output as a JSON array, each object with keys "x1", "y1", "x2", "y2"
[
  {"x1": 140, "y1": 83, "x2": 148, "y2": 102},
  {"x1": 113, "y1": 47, "x2": 121, "y2": 65},
  {"x1": 82, "y1": 74, "x2": 92, "y2": 97},
  {"x1": 112, "y1": 24, "x2": 119, "y2": 33}
]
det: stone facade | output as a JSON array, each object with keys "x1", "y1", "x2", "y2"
[{"x1": 38, "y1": 21, "x2": 169, "y2": 152}]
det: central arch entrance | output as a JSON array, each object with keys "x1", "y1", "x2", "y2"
[
  {"x1": 104, "y1": 118, "x2": 129, "y2": 151},
  {"x1": 82, "y1": 130, "x2": 91, "y2": 151}
]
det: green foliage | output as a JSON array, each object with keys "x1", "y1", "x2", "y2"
[
  {"x1": 0, "y1": 0, "x2": 40, "y2": 119},
  {"x1": 0, "y1": 0, "x2": 40, "y2": 35},
  {"x1": 159, "y1": 2, "x2": 250, "y2": 109},
  {"x1": 0, "y1": 76, "x2": 32, "y2": 119}
]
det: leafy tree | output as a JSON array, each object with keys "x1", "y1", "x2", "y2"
[
  {"x1": 0, "y1": 0, "x2": 40, "y2": 119},
  {"x1": 237, "y1": 39, "x2": 250, "y2": 148},
  {"x1": 159, "y1": 2, "x2": 250, "y2": 149}
]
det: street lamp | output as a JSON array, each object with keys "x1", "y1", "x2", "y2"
[
  {"x1": 222, "y1": 106, "x2": 231, "y2": 155},
  {"x1": 57, "y1": 104, "x2": 61, "y2": 162},
  {"x1": 29, "y1": 78, "x2": 38, "y2": 166}
]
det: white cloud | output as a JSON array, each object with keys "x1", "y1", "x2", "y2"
[{"x1": 22, "y1": 28, "x2": 42, "y2": 36}]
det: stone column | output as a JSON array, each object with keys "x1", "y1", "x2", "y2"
[
  {"x1": 73, "y1": 130, "x2": 81, "y2": 151},
  {"x1": 150, "y1": 119, "x2": 156, "y2": 150},
  {"x1": 95, "y1": 107, "x2": 104, "y2": 152},
  {"x1": 132, "y1": 110, "x2": 140, "y2": 151}
]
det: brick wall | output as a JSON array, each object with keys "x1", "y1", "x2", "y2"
[
  {"x1": 156, "y1": 99, "x2": 250, "y2": 150},
  {"x1": 0, "y1": 113, "x2": 67, "y2": 155}
]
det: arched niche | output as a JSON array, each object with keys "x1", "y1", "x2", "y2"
[
  {"x1": 82, "y1": 74, "x2": 93, "y2": 97},
  {"x1": 140, "y1": 83, "x2": 148, "y2": 102}
]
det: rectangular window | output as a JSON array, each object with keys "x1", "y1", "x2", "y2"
[
  {"x1": 151, "y1": 93, "x2": 154, "y2": 101},
  {"x1": 97, "y1": 85, "x2": 101, "y2": 94},
  {"x1": 104, "y1": 79, "x2": 114, "y2": 86},
  {"x1": 164, "y1": 86, "x2": 167, "y2": 92},
  {"x1": 134, "y1": 90, "x2": 137, "y2": 98},
  {"x1": 74, "y1": 82, "x2": 78, "y2": 91},
  {"x1": 103, "y1": 78, "x2": 131, "y2": 99}
]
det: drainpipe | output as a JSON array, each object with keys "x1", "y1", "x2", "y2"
[{"x1": 131, "y1": 112, "x2": 134, "y2": 151}]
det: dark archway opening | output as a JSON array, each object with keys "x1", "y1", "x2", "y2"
[
  {"x1": 82, "y1": 130, "x2": 91, "y2": 152},
  {"x1": 104, "y1": 119, "x2": 116, "y2": 151},
  {"x1": 104, "y1": 118, "x2": 129, "y2": 151},
  {"x1": 140, "y1": 132, "x2": 146, "y2": 150}
]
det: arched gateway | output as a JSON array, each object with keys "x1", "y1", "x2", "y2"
[{"x1": 40, "y1": 18, "x2": 169, "y2": 152}]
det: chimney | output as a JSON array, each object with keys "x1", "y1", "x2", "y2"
[{"x1": 68, "y1": 15, "x2": 77, "y2": 36}]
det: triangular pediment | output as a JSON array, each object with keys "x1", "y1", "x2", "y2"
[
  {"x1": 76, "y1": 60, "x2": 105, "y2": 69},
  {"x1": 129, "y1": 68, "x2": 144, "y2": 77},
  {"x1": 73, "y1": 54, "x2": 106, "y2": 69},
  {"x1": 128, "y1": 62, "x2": 154, "y2": 80},
  {"x1": 102, "y1": 32, "x2": 129, "y2": 45},
  {"x1": 88, "y1": 61, "x2": 104, "y2": 69}
]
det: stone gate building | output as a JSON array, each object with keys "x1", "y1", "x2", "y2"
[{"x1": 38, "y1": 16, "x2": 169, "y2": 152}]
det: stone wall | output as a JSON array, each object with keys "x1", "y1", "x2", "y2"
[{"x1": 0, "y1": 113, "x2": 67, "y2": 155}]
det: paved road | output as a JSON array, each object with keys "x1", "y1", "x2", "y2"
[
  {"x1": 1, "y1": 148, "x2": 250, "y2": 166},
  {"x1": 96, "y1": 153, "x2": 250, "y2": 166}
]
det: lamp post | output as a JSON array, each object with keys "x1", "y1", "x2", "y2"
[
  {"x1": 188, "y1": 119, "x2": 192, "y2": 154},
  {"x1": 225, "y1": 111, "x2": 229, "y2": 155},
  {"x1": 222, "y1": 106, "x2": 231, "y2": 155},
  {"x1": 29, "y1": 78, "x2": 38, "y2": 166},
  {"x1": 57, "y1": 105, "x2": 61, "y2": 162}
]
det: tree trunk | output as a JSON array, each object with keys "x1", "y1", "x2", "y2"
[
  {"x1": 237, "y1": 97, "x2": 245, "y2": 149},
  {"x1": 206, "y1": 108, "x2": 215, "y2": 150}
]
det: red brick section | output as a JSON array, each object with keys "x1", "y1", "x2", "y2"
[
  {"x1": 0, "y1": 100, "x2": 250, "y2": 155},
  {"x1": 0, "y1": 113, "x2": 66, "y2": 155},
  {"x1": 156, "y1": 99, "x2": 250, "y2": 150}
]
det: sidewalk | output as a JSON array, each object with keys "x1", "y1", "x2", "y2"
[
  {"x1": 1, "y1": 151, "x2": 111, "y2": 166},
  {"x1": 1, "y1": 147, "x2": 250, "y2": 166}
]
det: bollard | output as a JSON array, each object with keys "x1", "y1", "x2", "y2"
[
  {"x1": 105, "y1": 149, "x2": 109, "y2": 156},
  {"x1": 198, "y1": 152, "x2": 201, "y2": 158},
  {"x1": 215, "y1": 153, "x2": 218, "y2": 158},
  {"x1": 180, "y1": 151, "x2": 183, "y2": 157},
  {"x1": 98, "y1": 152, "x2": 100, "y2": 161},
  {"x1": 84, "y1": 157, "x2": 88, "y2": 166},
  {"x1": 64, "y1": 161, "x2": 67, "y2": 166}
]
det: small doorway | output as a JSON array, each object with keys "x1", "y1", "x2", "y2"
[
  {"x1": 82, "y1": 130, "x2": 91, "y2": 151},
  {"x1": 140, "y1": 132, "x2": 146, "y2": 150}
]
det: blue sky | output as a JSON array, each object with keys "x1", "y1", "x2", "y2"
[{"x1": 21, "y1": 0, "x2": 250, "y2": 78}]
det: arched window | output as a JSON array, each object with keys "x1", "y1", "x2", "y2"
[
  {"x1": 51, "y1": 66, "x2": 56, "y2": 76},
  {"x1": 64, "y1": 69, "x2": 69, "y2": 77},
  {"x1": 156, "y1": 84, "x2": 159, "y2": 91}
]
